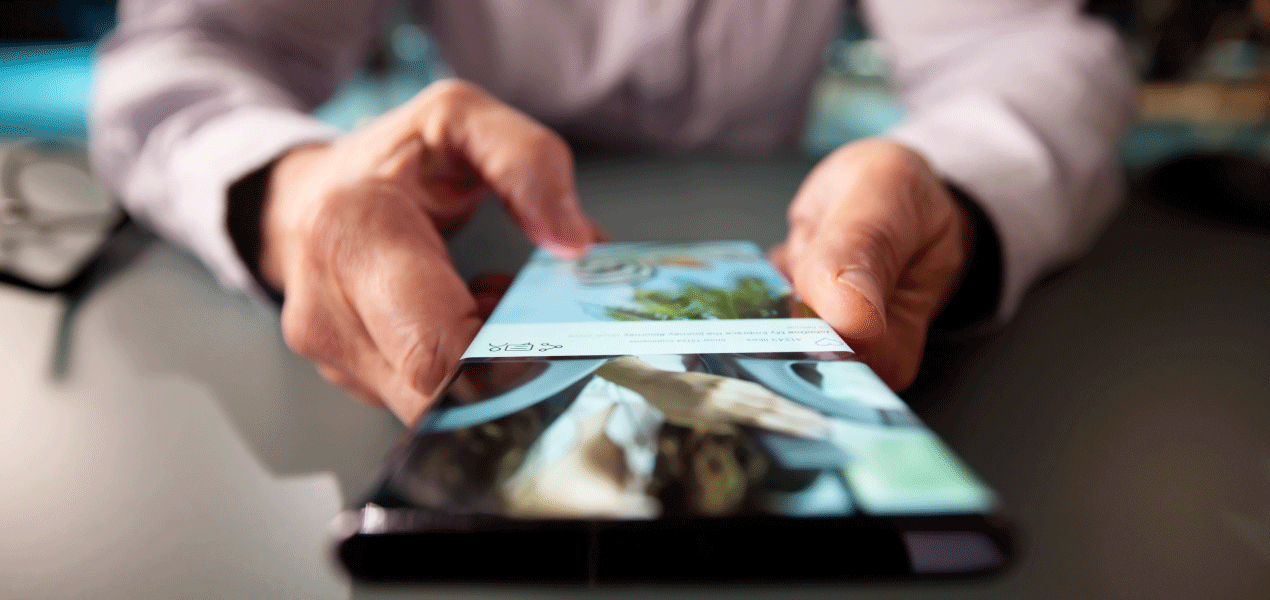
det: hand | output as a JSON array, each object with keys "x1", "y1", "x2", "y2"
[
  {"x1": 258, "y1": 79, "x2": 601, "y2": 424},
  {"x1": 595, "y1": 357, "x2": 829, "y2": 438},
  {"x1": 770, "y1": 138, "x2": 971, "y2": 391}
]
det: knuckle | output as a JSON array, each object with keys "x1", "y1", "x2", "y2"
[
  {"x1": 855, "y1": 139, "x2": 923, "y2": 174},
  {"x1": 280, "y1": 300, "x2": 335, "y2": 360},
  {"x1": 315, "y1": 363, "x2": 347, "y2": 386},
  {"x1": 526, "y1": 129, "x2": 572, "y2": 167},
  {"x1": 414, "y1": 79, "x2": 490, "y2": 144},
  {"x1": 831, "y1": 140, "x2": 931, "y2": 200},
  {"x1": 300, "y1": 188, "x2": 366, "y2": 268},
  {"x1": 703, "y1": 378, "x2": 726, "y2": 394},
  {"x1": 860, "y1": 142, "x2": 936, "y2": 205},
  {"x1": 421, "y1": 78, "x2": 483, "y2": 108}
]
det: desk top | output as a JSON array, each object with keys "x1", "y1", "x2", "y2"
[{"x1": 2, "y1": 155, "x2": 1268, "y2": 599}]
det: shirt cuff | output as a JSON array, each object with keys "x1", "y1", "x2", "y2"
[
  {"x1": 165, "y1": 105, "x2": 338, "y2": 304},
  {"x1": 930, "y1": 183, "x2": 1002, "y2": 334},
  {"x1": 884, "y1": 93, "x2": 1082, "y2": 324}
]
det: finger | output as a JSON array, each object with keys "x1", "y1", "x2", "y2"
[
  {"x1": 366, "y1": 135, "x2": 488, "y2": 237},
  {"x1": 469, "y1": 271, "x2": 515, "y2": 319},
  {"x1": 283, "y1": 271, "x2": 430, "y2": 417},
  {"x1": 846, "y1": 289, "x2": 934, "y2": 390},
  {"x1": 468, "y1": 271, "x2": 515, "y2": 296},
  {"x1": 766, "y1": 242, "x2": 792, "y2": 280},
  {"x1": 421, "y1": 146, "x2": 487, "y2": 201},
  {"x1": 474, "y1": 293, "x2": 501, "y2": 321},
  {"x1": 587, "y1": 217, "x2": 613, "y2": 243},
  {"x1": 782, "y1": 179, "x2": 827, "y2": 269},
  {"x1": 409, "y1": 80, "x2": 600, "y2": 255},
  {"x1": 281, "y1": 271, "x2": 402, "y2": 396},
  {"x1": 359, "y1": 258, "x2": 478, "y2": 424}
]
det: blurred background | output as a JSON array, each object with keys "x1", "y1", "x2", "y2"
[
  {"x1": 9, "y1": 0, "x2": 1270, "y2": 291},
  {"x1": 7, "y1": 0, "x2": 1270, "y2": 162}
]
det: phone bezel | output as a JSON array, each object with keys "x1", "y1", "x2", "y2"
[
  {"x1": 334, "y1": 415, "x2": 1016, "y2": 584},
  {"x1": 333, "y1": 500, "x2": 1016, "y2": 584}
]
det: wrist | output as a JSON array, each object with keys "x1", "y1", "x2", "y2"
[
  {"x1": 226, "y1": 160, "x2": 283, "y2": 302},
  {"x1": 931, "y1": 183, "x2": 1003, "y2": 330},
  {"x1": 257, "y1": 143, "x2": 328, "y2": 294}
]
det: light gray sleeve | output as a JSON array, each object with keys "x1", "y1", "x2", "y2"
[
  {"x1": 863, "y1": 0, "x2": 1136, "y2": 321},
  {"x1": 90, "y1": 0, "x2": 391, "y2": 295}
]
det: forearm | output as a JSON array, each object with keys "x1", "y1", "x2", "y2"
[{"x1": 89, "y1": 0, "x2": 384, "y2": 297}]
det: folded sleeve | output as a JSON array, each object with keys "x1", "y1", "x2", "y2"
[
  {"x1": 864, "y1": 0, "x2": 1136, "y2": 321},
  {"x1": 90, "y1": 0, "x2": 389, "y2": 296}
]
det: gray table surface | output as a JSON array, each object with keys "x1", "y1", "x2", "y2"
[{"x1": 2, "y1": 154, "x2": 1267, "y2": 599}]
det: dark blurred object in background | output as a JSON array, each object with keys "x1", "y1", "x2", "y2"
[
  {"x1": 1141, "y1": 152, "x2": 1270, "y2": 227},
  {"x1": 0, "y1": 0, "x2": 115, "y2": 42},
  {"x1": 0, "y1": 140, "x2": 124, "y2": 292},
  {"x1": 1131, "y1": 0, "x2": 1270, "y2": 228},
  {"x1": 1084, "y1": 0, "x2": 1135, "y2": 32},
  {"x1": 1148, "y1": 0, "x2": 1259, "y2": 81}
]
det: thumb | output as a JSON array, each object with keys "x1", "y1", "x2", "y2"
[
  {"x1": 795, "y1": 248, "x2": 888, "y2": 342},
  {"x1": 789, "y1": 195, "x2": 908, "y2": 344}
]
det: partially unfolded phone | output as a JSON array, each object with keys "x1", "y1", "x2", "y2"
[{"x1": 334, "y1": 241, "x2": 1013, "y2": 584}]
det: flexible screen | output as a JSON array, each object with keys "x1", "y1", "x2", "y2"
[{"x1": 381, "y1": 241, "x2": 995, "y2": 520}]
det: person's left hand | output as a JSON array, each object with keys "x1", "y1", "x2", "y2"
[{"x1": 770, "y1": 138, "x2": 971, "y2": 391}]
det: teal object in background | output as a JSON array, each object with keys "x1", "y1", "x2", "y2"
[
  {"x1": 1121, "y1": 122, "x2": 1270, "y2": 170},
  {"x1": 800, "y1": 79, "x2": 905, "y2": 156},
  {"x1": 309, "y1": 75, "x2": 392, "y2": 132},
  {"x1": 0, "y1": 43, "x2": 95, "y2": 138}
]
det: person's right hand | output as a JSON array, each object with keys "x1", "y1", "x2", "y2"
[{"x1": 257, "y1": 79, "x2": 602, "y2": 425}]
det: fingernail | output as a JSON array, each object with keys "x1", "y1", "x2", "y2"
[
  {"x1": 540, "y1": 238, "x2": 588, "y2": 259},
  {"x1": 542, "y1": 197, "x2": 594, "y2": 257},
  {"x1": 835, "y1": 269, "x2": 884, "y2": 312},
  {"x1": 588, "y1": 218, "x2": 613, "y2": 243}
]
